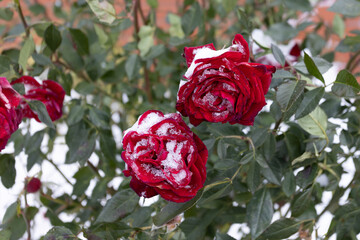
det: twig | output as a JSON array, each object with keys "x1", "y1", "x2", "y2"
[
  {"x1": 45, "y1": 158, "x2": 73, "y2": 186},
  {"x1": 14, "y1": 0, "x2": 30, "y2": 37},
  {"x1": 87, "y1": 160, "x2": 101, "y2": 178}
]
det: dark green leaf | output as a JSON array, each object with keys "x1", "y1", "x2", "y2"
[
  {"x1": 0, "y1": 154, "x2": 16, "y2": 188},
  {"x1": 181, "y1": 2, "x2": 202, "y2": 35},
  {"x1": 282, "y1": 170, "x2": 296, "y2": 197},
  {"x1": 44, "y1": 24, "x2": 62, "y2": 52},
  {"x1": 247, "y1": 161, "x2": 261, "y2": 193},
  {"x1": 28, "y1": 100, "x2": 55, "y2": 129},
  {"x1": 67, "y1": 105, "x2": 85, "y2": 125},
  {"x1": 215, "y1": 232, "x2": 236, "y2": 240},
  {"x1": 276, "y1": 80, "x2": 306, "y2": 112},
  {"x1": 334, "y1": 69, "x2": 360, "y2": 92},
  {"x1": 44, "y1": 226, "x2": 78, "y2": 240},
  {"x1": 303, "y1": 52, "x2": 325, "y2": 84},
  {"x1": 295, "y1": 56, "x2": 332, "y2": 74},
  {"x1": 125, "y1": 54, "x2": 140, "y2": 80},
  {"x1": 153, "y1": 189, "x2": 204, "y2": 226},
  {"x1": 0, "y1": 8, "x2": 13, "y2": 21},
  {"x1": 295, "y1": 87, "x2": 325, "y2": 119},
  {"x1": 259, "y1": 218, "x2": 302, "y2": 239},
  {"x1": 0, "y1": 55, "x2": 10, "y2": 74},
  {"x1": 328, "y1": 0, "x2": 360, "y2": 17},
  {"x1": 246, "y1": 188, "x2": 273, "y2": 239},
  {"x1": 95, "y1": 189, "x2": 139, "y2": 224},
  {"x1": 69, "y1": 28, "x2": 89, "y2": 56},
  {"x1": 72, "y1": 167, "x2": 94, "y2": 196},
  {"x1": 271, "y1": 44, "x2": 285, "y2": 66},
  {"x1": 283, "y1": 0, "x2": 311, "y2": 11},
  {"x1": 292, "y1": 189, "x2": 312, "y2": 217},
  {"x1": 267, "y1": 23, "x2": 298, "y2": 42}
]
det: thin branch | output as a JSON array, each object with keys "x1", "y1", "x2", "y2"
[
  {"x1": 14, "y1": 0, "x2": 30, "y2": 37},
  {"x1": 45, "y1": 158, "x2": 73, "y2": 186}
]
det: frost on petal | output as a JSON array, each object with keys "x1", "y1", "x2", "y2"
[{"x1": 121, "y1": 110, "x2": 208, "y2": 203}]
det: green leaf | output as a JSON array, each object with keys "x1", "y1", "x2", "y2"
[
  {"x1": 333, "y1": 14, "x2": 345, "y2": 38},
  {"x1": 291, "y1": 151, "x2": 313, "y2": 166},
  {"x1": 328, "y1": 0, "x2": 360, "y2": 17},
  {"x1": 125, "y1": 54, "x2": 140, "y2": 80},
  {"x1": 69, "y1": 28, "x2": 89, "y2": 56},
  {"x1": 283, "y1": 0, "x2": 311, "y2": 12},
  {"x1": 67, "y1": 105, "x2": 85, "y2": 125},
  {"x1": 138, "y1": 25, "x2": 155, "y2": 57},
  {"x1": 0, "y1": 8, "x2": 13, "y2": 21},
  {"x1": 169, "y1": 13, "x2": 185, "y2": 38},
  {"x1": 72, "y1": 167, "x2": 93, "y2": 196},
  {"x1": 246, "y1": 188, "x2": 273, "y2": 239},
  {"x1": 147, "y1": 0, "x2": 158, "y2": 8},
  {"x1": 215, "y1": 232, "x2": 236, "y2": 240},
  {"x1": 291, "y1": 189, "x2": 312, "y2": 217},
  {"x1": 44, "y1": 226, "x2": 78, "y2": 240},
  {"x1": 87, "y1": 0, "x2": 116, "y2": 24},
  {"x1": 297, "y1": 106, "x2": 328, "y2": 138},
  {"x1": 334, "y1": 69, "x2": 360, "y2": 92},
  {"x1": 28, "y1": 100, "x2": 55, "y2": 129},
  {"x1": 66, "y1": 131, "x2": 96, "y2": 166},
  {"x1": 95, "y1": 189, "x2": 139, "y2": 224},
  {"x1": 295, "y1": 87, "x2": 325, "y2": 119},
  {"x1": 271, "y1": 44, "x2": 285, "y2": 66},
  {"x1": 181, "y1": 2, "x2": 202, "y2": 35},
  {"x1": 282, "y1": 171, "x2": 296, "y2": 197},
  {"x1": 267, "y1": 23, "x2": 298, "y2": 42},
  {"x1": 295, "y1": 56, "x2": 332, "y2": 75},
  {"x1": 18, "y1": 37, "x2": 35, "y2": 71},
  {"x1": 276, "y1": 80, "x2": 306, "y2": 112},
  {"x1": 153, "y1": 189, "x2": 204, "y2": 226},
  {"x1": 0, "y1": 55, "x2": 10, "y2": 74},
  {"x1": 44, "y1": 24, "x2": 62, "y2": 52},
  {"x1": 0, "y1": 229, "x2": 11, "y2": 240},
  {"x1": 0, "y1": 154, "x2": 16, "y2": 189},
  {"x1": 303, "y1": 52, "x2": 325, "y2": 84},
  {"x1": 259, "y1": 218, "x2": 302, "y2": 239},
  {"x1": 247, "y1": 161, "x2": 261, "y2": 193}
]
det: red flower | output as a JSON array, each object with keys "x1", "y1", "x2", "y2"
[
  {"x1": 0, "y1": 77, "x2": 22, "y2": 151},
  {"x1": 121, "y1": 110, "x2": 208, "y2": 203},
  {"x1": 176, "y1": 34, "x2": 276, "y2": 126},
  {"x1": 26, "y1": 177, "x2": 42, "y2": 193},
  {"x1": 11, "y1": 76, "x2": 65, "y2": 122}
]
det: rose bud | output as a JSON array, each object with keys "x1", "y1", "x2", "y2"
[
  {"x1": 177, "y1": 34, "x2": 276, "y2": 126},
  {"x1": 26, "y1": 177, "x2": 42, "y2": 193},
  {"x1": 0, "y1": 77, "x2": 23, "y2": 152},
  {"x1": 121, "y1": 110, "x2": 208, "y2": 203},
  {"x1": 11, "y1": 76, "x2": 65, "y2": 122}
]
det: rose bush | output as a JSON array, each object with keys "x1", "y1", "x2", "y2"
[
  {"x1": 11, "y1": 76, "x2": 65, "y2": 122},
  {"x1": 121, "y1": 110, "x2": 208, "y2": 203},
  {"x1": 0, "y1": 77, "x2": 22, "y2": 152},
  {"x1": 176, "y1": 34, "x2": 276, "y2": 126}
]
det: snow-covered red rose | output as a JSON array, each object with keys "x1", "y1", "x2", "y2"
[
  {"x1": 0, "y1": 77, "x2": 22, "y2": 151},
  {"x1": 121, "y1": 110, "x2": 208, "y2": 203},
  {"x1": 176, "y1": 34, "x2": 276, "y2": 126},
  {"x1": 11, "y1": 76, "x2": 65, "y2": 122}
]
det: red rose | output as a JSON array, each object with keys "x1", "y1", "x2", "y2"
[
  {"x1": 176, "y1": 34, "x2": 276, "y2": 126},
  {"x1": 121, "y1": 110, "x2": 208, "y2": 203},
  {"x1": 11, "y1": 76, "x2": 65, "y2": 122},
  {"x1": 0, "y1": 77, "x2": 22, "y2": 151},
  {"x1": 26, "y1": 177, "x2": 42, "y2": 193}
]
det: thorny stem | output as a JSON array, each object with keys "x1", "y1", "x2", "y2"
[{"x1": 14, "y1": 0, "x2": 30, "y2": 37}]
